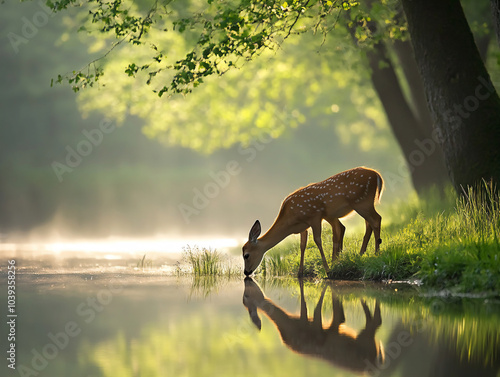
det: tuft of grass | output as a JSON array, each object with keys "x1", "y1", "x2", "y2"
[
  {"x1": 183, "y1": 245, "x2": 222, "y2": 276},
  {"x1": 260, "y1": 248, "x2": 293, "y2": 277},
  {"x1": 268, "y1": 184, "x2": 500, "y2": 294},
  {"x1": 181, "y1": 245, "x2": 240, "y2": 277}
]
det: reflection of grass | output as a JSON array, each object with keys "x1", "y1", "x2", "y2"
[
  {"x1": 188, "y1": 275, "x2": 241, "y2": 298},
  {"x1": 399, "y1": 297, "x2": 500, "y2": 367},
  {"x1": 182, "y1": 245, "x2": 240, "y2": 277},
  {"x1": 264, "y1": 186, "x2": 500, "y2": 293}
]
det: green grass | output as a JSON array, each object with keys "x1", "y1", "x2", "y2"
[
  {"x1": 181, "y1": 245, "x2": 240, "y2": 277},
  {"x1": 264, "y1": 184, "x2": 500, "y2": 294},
  {"x1": 260, "y1": 248, "x2": 293, "y2": 277}
]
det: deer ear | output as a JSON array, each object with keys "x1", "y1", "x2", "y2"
[{"x1": 248, "y1": 220, "x2": 261, "y2": 243}]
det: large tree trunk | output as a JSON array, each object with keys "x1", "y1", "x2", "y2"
[
  {"x1": 392, "y1": 39, "x2": 434, "y2": 135},
  {"x1": 346, "y1": 2, "x2": 449, "y2": 194},
  {"x1": 366, "y1": 41, "x2": 449, "y2": 193},
  {"x1": 402, "y1": 0, "x2": 500, "y2": 192}
]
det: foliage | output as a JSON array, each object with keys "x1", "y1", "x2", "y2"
[
  {"x1": 73, "y1": 15, "x2": 393, "y2": 153},
  {"x1": 41, "y1": 0, "x2": 410, "y2": 154},
  {"x1": 48, "y1": 0, "x2": 383, "y2": 95}
]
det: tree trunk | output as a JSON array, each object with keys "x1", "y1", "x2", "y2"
[
  {"x1": 345, "y1": 2, "x2": 449, "y2": 194},
  {"x1": 392, "y1": 39, "x2": 434, "y2": 134},
  {"x1": 402, "y1": 0, "x2": 500, "y2": 192},
  {"x1": 366, "y1": 41, "x2": 449, "y2": 193}
]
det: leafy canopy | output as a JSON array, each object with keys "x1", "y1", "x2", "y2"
[
  {"x1": 49, "y1": 0, "x2": 403, "y2": 96},
  {"x1": 46, "y1": 0, "x2": 403, "y2": 153}
]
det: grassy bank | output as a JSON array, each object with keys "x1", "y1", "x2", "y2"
[{"x1": 258, "y1": 185, "x2": 500, "y2": 294}]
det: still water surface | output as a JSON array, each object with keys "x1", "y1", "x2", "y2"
[{"x1": 1, "y1": 246, "x2": 499, "y2": 377}]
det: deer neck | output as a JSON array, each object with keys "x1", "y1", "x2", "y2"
[
  {"x1": 258, "y1": 221, "x2": 292, "y2": 252},
  {"x1": 258, "y1": 298, "x2": 318, "y2": 352},
  {"x1": 258, "y1": 298, "x2": 297, "y2": 335}
]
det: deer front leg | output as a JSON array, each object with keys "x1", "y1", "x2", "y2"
[
  {"x1": 311, "y1": 220, "x2": 330, "y2": 274},
  {"x1": 328, "y1": 285, "x2": 345, "y2": 330},
  {"x1": 327, "y1": 218, "x2": 345, "y2": 262},
  {"x1": 299, "y1": 278, "x2": 308, "y2": 320},
  {"x1": 312, "y1": 284, "x2": 328, "y2": 330},
  {"x1": 299, "y1": 230, "x2": 308, "y2": 278}
]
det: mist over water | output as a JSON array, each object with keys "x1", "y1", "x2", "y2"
[{"x1": 0, "y1": 1, "x2": 412, "y2": 241}]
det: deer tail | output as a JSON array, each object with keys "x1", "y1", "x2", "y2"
[{"x1": 376, "y1": 172, "x2": 384, "y2": 203}]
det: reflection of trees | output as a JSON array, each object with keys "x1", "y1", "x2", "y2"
[{"x1": 243, "y1": 278, "x2": 384, "y2": 373}]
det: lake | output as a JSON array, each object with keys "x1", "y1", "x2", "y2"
[{"x1": 1, "y1": 245, "x2": 499, "y2": 377}]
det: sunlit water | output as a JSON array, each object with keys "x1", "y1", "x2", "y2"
[
  {"x1": 1, "y1": 244, "x2": 499, "y2": 377},
  {"x1": 0, "y1": 238, "x2": 240, "y2": 274}
]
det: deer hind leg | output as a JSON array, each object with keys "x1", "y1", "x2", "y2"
[
  {"x1": 360, "y1": 299, "x2": 382, "y2": 336},
  {"x1": 360, "y1": 220, "x2": 373, "y2": 255},
  {"x1": 370, "y1": 210, "x2": 382, "y2": 254},
  {"x1": 354, "y1": 205, "x2": 382, "y2": 255},
  {"x1": 311, "y1": 219, "x2": 330, "y2": 274},
  {"x1": 299, "y1": 230, "x2": 308, "y2": 278}
]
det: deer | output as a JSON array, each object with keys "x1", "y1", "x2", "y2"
[
  {"x1": 242, "y1": 167, "x2": 384, "y2": 277},
  {"x1": 243, "y1": 278, "x2": 385, "y2": 373}
]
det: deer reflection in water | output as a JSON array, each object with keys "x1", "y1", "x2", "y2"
[{"x1": 243, "y1": 278, "x2": 385, "y2": 373}]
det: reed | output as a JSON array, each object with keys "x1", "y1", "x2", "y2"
[{"x1": 182, "y1": 245, "x2": 240, "y2": 277}]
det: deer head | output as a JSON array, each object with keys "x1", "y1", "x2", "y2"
[{"x1": 242, "y1": 220, "x2": 265, "y2": 276}]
